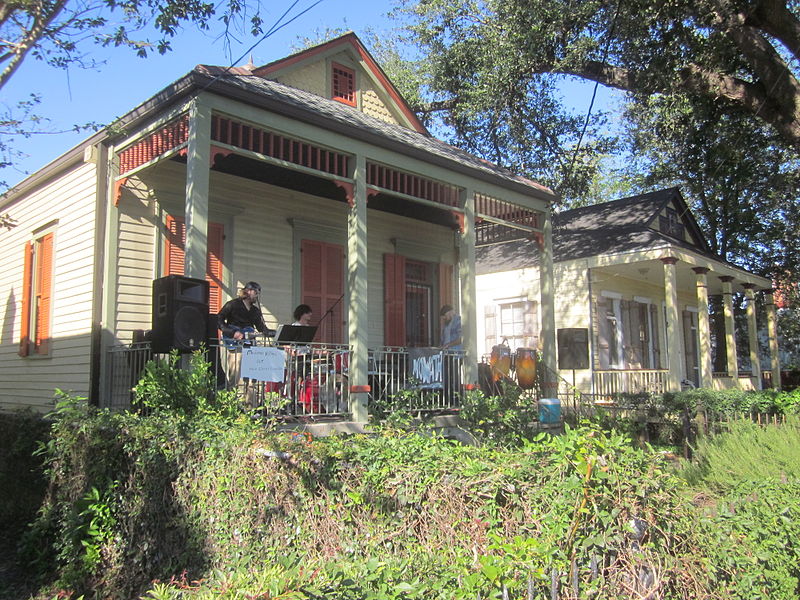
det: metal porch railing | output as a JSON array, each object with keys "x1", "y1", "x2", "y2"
[
  {"x1": 368, "y1": 347, "x2": 465, "y2": 413},
  {"x1": 107, "y1": 337, "x2": 351, "y2": 417}
]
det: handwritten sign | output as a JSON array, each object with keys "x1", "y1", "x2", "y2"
[
  {"x1": 407, "y1": 347, "x2": 443, "y2": 389},
  {"x1": 241, "y1": 347, "x2": 286, "y2": 382}
]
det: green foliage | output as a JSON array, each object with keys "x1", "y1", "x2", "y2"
[
  {"x1": 0, "y1": 408, "x2": 48, "y2": 532},
  {"x1": 133, "y1": 348, "x2": 240, "y2": 418},
  {"x1": 16, "y1": 382, "x2": 800, "y2": 600},
  {"x1": 680, "y1": 416, "x2": 800, "y2": 493},
  {"x1": 459, "y1": 386, "x2": 538, "y2": 446}
]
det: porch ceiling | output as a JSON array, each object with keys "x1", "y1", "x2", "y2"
[
  {"x1": 171, "y1": 153, "x2": 463, "y2": 230},
  {"x1": 592, "y1": 258, "x2": 770, "y2": 295}
]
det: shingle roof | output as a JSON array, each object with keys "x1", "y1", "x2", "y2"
[
  {"x1": 196, "y1": 67, "x2": 556, "y2": 200},
  {"x1": 477, "y1": 188, "x2": 715, "y2": 274}
]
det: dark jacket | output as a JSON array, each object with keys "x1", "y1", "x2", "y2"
[{"x1": 217, "y1": 297, "x2": 268, "y2": 338}]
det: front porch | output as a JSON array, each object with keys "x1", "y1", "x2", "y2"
[
  {"x1": 107, "y1": 336, "x2": 470, "y2": 418},
  {"x1": 99, "y1": 78, "x2": 559, "y2": 419}
]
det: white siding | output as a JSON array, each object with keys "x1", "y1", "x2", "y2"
[{"x1": 0, "y1": 162, "x2": 99, "y2": 412}]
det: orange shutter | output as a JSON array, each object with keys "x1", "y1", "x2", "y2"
[
  {"x1": 18, "y1": 241, "x2": 33, "y2": 356},
  {"x1": 207, "y1": 222, "x2": 224, "y2": 314},
  {"x1": 301, "y1": 239, "x2": 344, "y2": 344},
  {"x1": 439, "y1": 262, "x2": 454, "y2": 310},
  {"x1": 384, "y1": 253, "x2": 406, "y2": 347},
  {"x1": 165, "y1": 215, "x2": 223, "y2": 313},
  {"x1": 165, "y1": 215, "x2": 186, "y2": 276},
  {"x1": 34, "y1": 233, "x2": 53, "y2": 354}
]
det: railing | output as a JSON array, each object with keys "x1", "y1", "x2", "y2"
[
  {"x1": 368, "y1": 347, "x2": 465, "y2": 412},
  {"x1": 106, "y1": 337, "x2": 351, "y2": 418},
  {"x1": 592, "y1": 369, "x2": 668, "y2": 400}
]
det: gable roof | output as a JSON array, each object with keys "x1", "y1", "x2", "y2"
[
  {"x1": 252, "y1": 32, "x2": 429, "y2": 135},
  {"x1": 554, "y1": 187, "x2": 710, "y2": 262},
  {"x1": 477, "y1": 188, "x2": 715, "y2": 274},
  {"x1": 3, "y1": 59, "x2": 556, "y2": 207},
  {"x1": 172, "y1": 66, "x2": 557, "y2": 199}
]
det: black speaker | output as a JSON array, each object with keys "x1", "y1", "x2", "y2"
[{"x1": 151, "y1": 275, "x2": 209, "y2": 353}]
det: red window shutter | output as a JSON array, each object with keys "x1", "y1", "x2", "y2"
[
  {"x1": 332, "y1": 63, "x2": 356, "y2": 106},
  {"x1": 165, "y1": 215, "x2": 223, "y2": 313},
  {"x1": 384, "y1": 253, "x2": 406, "y2": 347},
  {"x1": 439, "y1": 262, "x2": 454, "y2": 310},
  {"x1": 301, "y1": 239, "x2": 344, "y2": 344},
  {"x1": 35, "y1": 233, "x2": 54, "y2": 354},
  {"x1": 18, "y1": 241, "x2": 33, "y2": 357},
  {"x1": 165, "y1": 215, "x2": 186, "y2": 276},
  {"x1": 207, "y1": 222, "x2": 224, "y2": 314}
]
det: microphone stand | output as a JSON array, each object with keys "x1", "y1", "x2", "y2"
[{"x1": 316, "y1": 293, "x2": 345, "y2": 339}]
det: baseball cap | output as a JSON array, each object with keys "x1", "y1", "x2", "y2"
[{"x1": 244, "y1": 281, "x2": 262, "y2": 292}]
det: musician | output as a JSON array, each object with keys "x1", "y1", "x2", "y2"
[
  {"x1": 292, "y1": 304, "x2": 313, "y2": 326},
  {"x1": 217, "y1": 281, "x2": 269, "y2": 406},
  {"x1": 217, "y1": 281, "x2": 269, "y2": 341}
]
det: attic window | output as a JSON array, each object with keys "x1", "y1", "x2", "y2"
[
  {"x1": 332, "y1": 63, "x2": 356, "y2": 106},
  {"x1": 660, "y1": 207, "x2": 685, "y2": 239}
]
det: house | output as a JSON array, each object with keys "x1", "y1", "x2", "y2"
[
  {"x1": 476, "y1": 188, "x2": 781, "y2": 399},
  {"x1": 0, "y1": 33, "x2": 558, "y2": 416}
]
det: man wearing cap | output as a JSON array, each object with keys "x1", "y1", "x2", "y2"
[
  {"x1": 217, "y1": 281, "x2": 269, "y2": 341},
  {"x1": 217, "y1": 282, "x2": 270, "y2": 405}
]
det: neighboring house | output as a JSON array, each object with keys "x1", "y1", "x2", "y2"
[
  {"x1": 0, "y1": 33, "x2": 558, "y2": 414},
  {"x1": 477, "y1": 188, "x2": 781, "y2": 398}
]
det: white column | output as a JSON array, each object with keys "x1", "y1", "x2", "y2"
[
  {"x1": 764, "y1": 290, "x2": 782, "y2": 390},
  {"x1": 348, "y1": 155, "x2": 369, "y2": 422},
  {"x1": 720, "y1": 276, "x2": 739, "y2": 381},
  {"x1": 458, "y1": 189, "x2": 477, "y2": 385},
  {"x1": 743, "y1": 284, "x2": 762, "y2": 388},
  {"x1": 539, "y1": 210, "x2": 557, "y2": 394},
  {"x1": 184, "y1": 97, "x2": 211, "y2": 279},
  {"x1": 693, "y1": 267, "x2": 713, "y2": 389},
  {"x1": 661, "y1": 257, "x2": 682, "y2": 391}
]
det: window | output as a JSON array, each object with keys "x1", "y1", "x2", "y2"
[
  {"x1": 19, "y1": 232, "x2": 54, "y2": 356},
  {"x1": 165, "y1": 215, "x2": 225, "y2": 314},
  {"x1": 659, "y1": 207, "x2": 685, "y2": 239},
  {"x1": 483, "y1": 299, "x2": 538, "y2": 354},
  {"x1": 597, "y1": 294, "x2": 623, "y2": 369},
  {"x1": 332, "y1": 63, "x2": 356, "y2": 106}
]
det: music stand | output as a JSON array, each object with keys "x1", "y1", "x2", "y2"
[{"x1": 274, "y1": 325, "x2": 318, "y2": 344}]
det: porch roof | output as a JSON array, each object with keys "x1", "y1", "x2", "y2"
[
  {"x1": 194, "y1": 67, "x2": 556, "y2": 202},
  {"x1": 476, "y1": 188, "x2": 770, "y2": 289}
]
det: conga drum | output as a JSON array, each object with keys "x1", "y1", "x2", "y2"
[
  {"x1": 515, "y1": 347, "x2": 538, "y2": 389},
  {"x1": 489, "y1": 344, "x2": 512, "y2": 382}
]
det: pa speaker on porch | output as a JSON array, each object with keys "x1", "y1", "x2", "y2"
[{"x1": 151, "y1": 275, "x2": 209, "y2": 353}]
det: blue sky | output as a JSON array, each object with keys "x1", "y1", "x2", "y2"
[{"x1": 1, "y1": 0, "x2": 620, "y2": 189}]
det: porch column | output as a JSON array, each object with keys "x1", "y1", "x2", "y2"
[
  {"x1": 764, "y1": 289, "x2": 782, "y2": 390},
  {"x1": 348, "y1": 153, "x2": 369, "y2": 422},
  {"x1": 661, "y1": 257, "x2": 682, "y2": 391},
  {"x1": 184, "y1": 97, "x2": 212, "y2": 279},
  {"x1": 743, "y1": 284, "x2": 762, "y2": 388},
  {"x1": 458, "y1": 189, "x2": 478, "y2": 384},
  {"x1": 693, "y1": 267, "x2": 713, "y2": 389},
  {"x1": 720, "y1": 276, "x2": 739, "y2": 380},
  {"x1": 539, "y1": 210, "x2": 557, "y2": 390}
]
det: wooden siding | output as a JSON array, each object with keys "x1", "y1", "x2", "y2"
[
  {"x1": 118, "y1": 161, "x2": 456, "y2": 349},
  {"x1": 115, "y1": 183, "x2": 157, "y2": 341},
  {"x1": 0, "y1": 162, "x2": 99, "y2": 412}
]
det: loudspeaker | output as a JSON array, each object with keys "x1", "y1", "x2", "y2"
[
  {"x1": 557, "y1": 328, "x2": 590, "y2": 370},
  {"x1": 151, "y1": 275, "x2": 209, "y2": 353}
]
